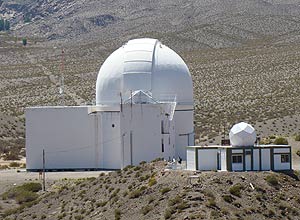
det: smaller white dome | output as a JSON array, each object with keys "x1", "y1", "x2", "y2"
[{"x1": 229, "y1": 122, "x2": 256, "y2": 147}]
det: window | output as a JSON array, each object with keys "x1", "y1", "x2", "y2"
[
  {"x1": 232, "y1": 155, "x2": 243, "y2": 163},
  {"x1": 281, "y1": 154, "x2": 290, "y2": 163},
  {"x1": 245, "y1": 150, "x2": 251, "y2": 155},
  {"x1": 161, "y1": 139, "x2": 164, "y2": 153}
]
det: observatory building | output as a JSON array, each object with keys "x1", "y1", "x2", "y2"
[
  {"x1": 26, "y1": 38, "x2": 194, "y2": 171},
  {"x1": 187, "y1": 122, "x2": 292, "y2": 172}
]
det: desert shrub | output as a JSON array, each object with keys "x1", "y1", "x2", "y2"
[
  {"x1": 229, "y1": 184, "x2": 243, "y2": 197},
  {"x1": 0, "y1": 165, "x2": 9, "y2": 170},
  {"x1": 2, "y1": 182, "x2": 42, "y2": 204},
  {"x1": 148, "y1": 196, "x2": 155, "y2": 204},
  {"x1": 151, "y1": 157, "x2": 163, "y2": 163},
  {"x1": 114, "y1": 209, "x2": 121, "y2": 220},
  {"x1": 164, "y1": 207, "x2": 175, "y2": 219},
  {"x1": 139, "y1": 161, "x2": 146, "y2": 165},
  {"x1": 295, "y1": 134, "x2": 300, "y2": 141},
  {"x1": 123, "y1": 165, "x2": 134, "y2": 172},
  {"x1": 122, "y1": 190, "x2": 128, "y2": 197},
  {"x1": 266, "y1": 175, "x2": 278, "y2": 186},
  {"x1": 296, "y1": 150, "x2": 300, "y2": 157},
  {"x1": 9, "y1": 162, "x2": 21, "y2": 167},
  {"x1": 129, "y1": 187, "x2": 146, "y2": 199},
  {"x1": 206, "y1": 198, "x2": 217, "y2": 208},
  {"x1": 203, "y1": 190, "x2": 215, "y2": 198},
  {"x1": 134, "y1": 166, "x2": 141, "y2": 171},
  {"x1": 222, "y1": 194, "x2": 234, "y2": 203},
  {"x1": 160, "y1": 187, "x2": 171, "y2": 195},
  {"x1": 141, "y1": 205, "x2": 153, "y2": 215},
  {"x1": 148, "y1": 177, "x2": 157, "y2": 187},
  {"x1": 74, "y1": 215, "x2": 83, "y2": 220},
  {"x1": 15, "y1": 190, "x2": 39, "y2": 204},
  {"x1": 96, "y1": 201, "x2": 107, "y2": 207},
  {"x1": 273, "y1": 137, "x2": 288, "y2": 145},
  {"x1": 3, "y1": 151, "x2": 20, "y2": 160},
  {"x1": 22, "y1": 38, "x2": 27, "y2": 46},
  {"x1": 233, "y1": 201, "x2": 242, "y2": 208},
  {"x1": 110, "y1": 188, "x2": 120, "y2": 198},
  {"x1": 139, "y1": 174, "x2": 150, "y2": 182}
]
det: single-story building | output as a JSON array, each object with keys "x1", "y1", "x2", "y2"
[{"x1": 186, "y1": 145, "x2": 292, "y2": 171}]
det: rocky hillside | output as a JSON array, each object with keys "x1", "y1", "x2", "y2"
[
  {"x1": 2, "y1": 0, "x2": 300, "y2": 50},
  {"x1": 0, "y1": 0, "x2": 300, "y2": 155},
  {"x1": 1, "y1": 161, "x2": 300, "y2": 220}
]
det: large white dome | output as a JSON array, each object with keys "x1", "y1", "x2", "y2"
[
  {"x1": 96, "y1": 38, "x2": 193, "y2": 107},
  {"x1": 229, "y1": 122, "x2": 257, "y2": 147}
]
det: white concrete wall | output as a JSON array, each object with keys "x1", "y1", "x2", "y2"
[
  {"x1": 26, "y1": 107, "x2": 104, "y2": 170},
  {"x1": 261, "y1": 149, "x2": 271, "y2": 170},
  {"x1": 186, "y1": 148, "x2": 196, "y2": 170},
  {"x1": 120, "y1": 104, "x2": 166, "y2": 167},
  {"x1": 232, "y1": 161, "x2": 243, "y2": 171},
  {"x1": 98, "y1": 112, "x2": 121, "y2": 169},
  {"x1": 174, "y1": 110, "x2": 194, "y2": 159},
  {"x1": 273, "y1": 148, "x2": 291, "y2": 170},
  {"x1": 253, "y1": 149, "x2": 260, "y2": 171},
  {"x1": 274, "y1": 148, "x2": 290, "y2": 153},
  {"x1": 274, "y1": 154, "x2": 291, "y2": 170},
  {"x1": 197, "y1": 149, "x2": 218, "y2": 171}
]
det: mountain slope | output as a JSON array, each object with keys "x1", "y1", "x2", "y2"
[
  {"x1": 2, "y1": 0, "x2": 300, "y2": 50},
  {"x1": 1, "y1": 161, "x2": 300, "y2": 220}
]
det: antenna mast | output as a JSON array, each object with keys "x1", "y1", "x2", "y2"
[{"x1": 59, "y1": 49, "x2": 65, "y2": 105}]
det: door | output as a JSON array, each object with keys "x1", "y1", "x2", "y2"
[{"x1": 245, "y1": 154, "x2": 251, "y2": 171}]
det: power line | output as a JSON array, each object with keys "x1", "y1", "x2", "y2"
[{"x1": 43, "y1": 134, "x2": 124, "y2": 154}]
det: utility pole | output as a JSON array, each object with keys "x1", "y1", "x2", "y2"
[
  {"x1": 59, "y1": 49, "x2": 65, "y2": 106},
  {"x1": 42, "y1": 149, "x2": 46, "y2": 191}
]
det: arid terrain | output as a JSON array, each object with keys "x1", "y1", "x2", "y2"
[
  {"x1": 2, "y1": 161, "x2": 300, "y2": 220},
  {"x1": 0, "y1": 0, "x2": 300, "y2": 219}
]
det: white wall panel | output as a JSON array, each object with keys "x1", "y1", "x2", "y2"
[
  {"x1": 186, "y1": 148, "x2": 196, "y2": 171},
  {"x1": 261, "y1": 149, "x2": 271, "y2": 170},
  {"x1": 197, "y1": 149, "x2": 218, "y2": 171},
  {"x1": 274, "y1": 154, "x2": 291, "y2": 170},
  {"x1": 253, "y1": 149, "x2": 260, "y2": 170}
]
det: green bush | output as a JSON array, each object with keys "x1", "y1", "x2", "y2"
[
  {"x1": 206, "y1": 198, "x2": 217, "y2": 208},
  {"x1": 160, "y1": 187, "x2": 171, "y2": 195},
  {"x1": 2, "y1": 182, "x2": 42, "y2": 204},
  {"x1": 129, "y1": 186, "x2": 147, "y2": 199},
  {"x1": 148, "y1": 177, "x2": 157, "y2": 187},
  {"x1": 164, "y1": 207, "x2": 175, "y2": 219},
  {"x1": 141, "y1": 205, "x2": 153, "y2": 215},
  {"x1": 9, "y1": 162, "x2": 21, "y2": 167},
  {"x1": 114, "y1": 209, "x2": 121, "y2": 220},
  {"x1": 295, "y1": 135, "x2": 300, "y2": 141},
  {"x1": 96, "y1": 201, "x2": 107, "y2": 207},
  {"x1": 139, "y1": 161, "x2": 147, "y2": 165},
  {"x1": 266, "y1": 175, "x2": 278, "y2": 186},
  {"x1": 22, "y1": 38, "x2": 27, "y2": 46},
  {"x1": 0, "y1": 165, "x2": 9, "y2": 170},
  {"x1": 296, "y1": 150, "x2": 300, "y2": 157},
  {"x1": 273, "y1": 137, "x2": 288, "y2": 145},
  {"x1": 222, "y1": 194, "x2": 235, "y2": 203},
  {"x1": 229, "y1": 184, "x2": 243, "y2": 197},
  {"x1": 15, "y1": 190, "x2": 38, "y2": 204}
]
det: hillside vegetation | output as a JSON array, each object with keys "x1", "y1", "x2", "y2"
[
  {"x1": 0, "y1": 0, "x2": 300, "y2": 154},
  {"x1": 1, "y1": 161, "x2": 300, "y2": 220}
]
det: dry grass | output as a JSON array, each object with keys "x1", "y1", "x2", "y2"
[{"x1": 1, "y1": 162, "x2": 300, "y2": 220}]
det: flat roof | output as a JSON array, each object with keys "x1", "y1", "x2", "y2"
[{"x1": 187, "y1": 144, "x2": 291, "y2": 149}]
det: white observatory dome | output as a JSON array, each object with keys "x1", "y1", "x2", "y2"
[
  {"x1": 96, "y1": 38, "x2": 193, "y2": 106},
  {"x1": 229, "y1": 122, "x2": 257, "y2": 147}
]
